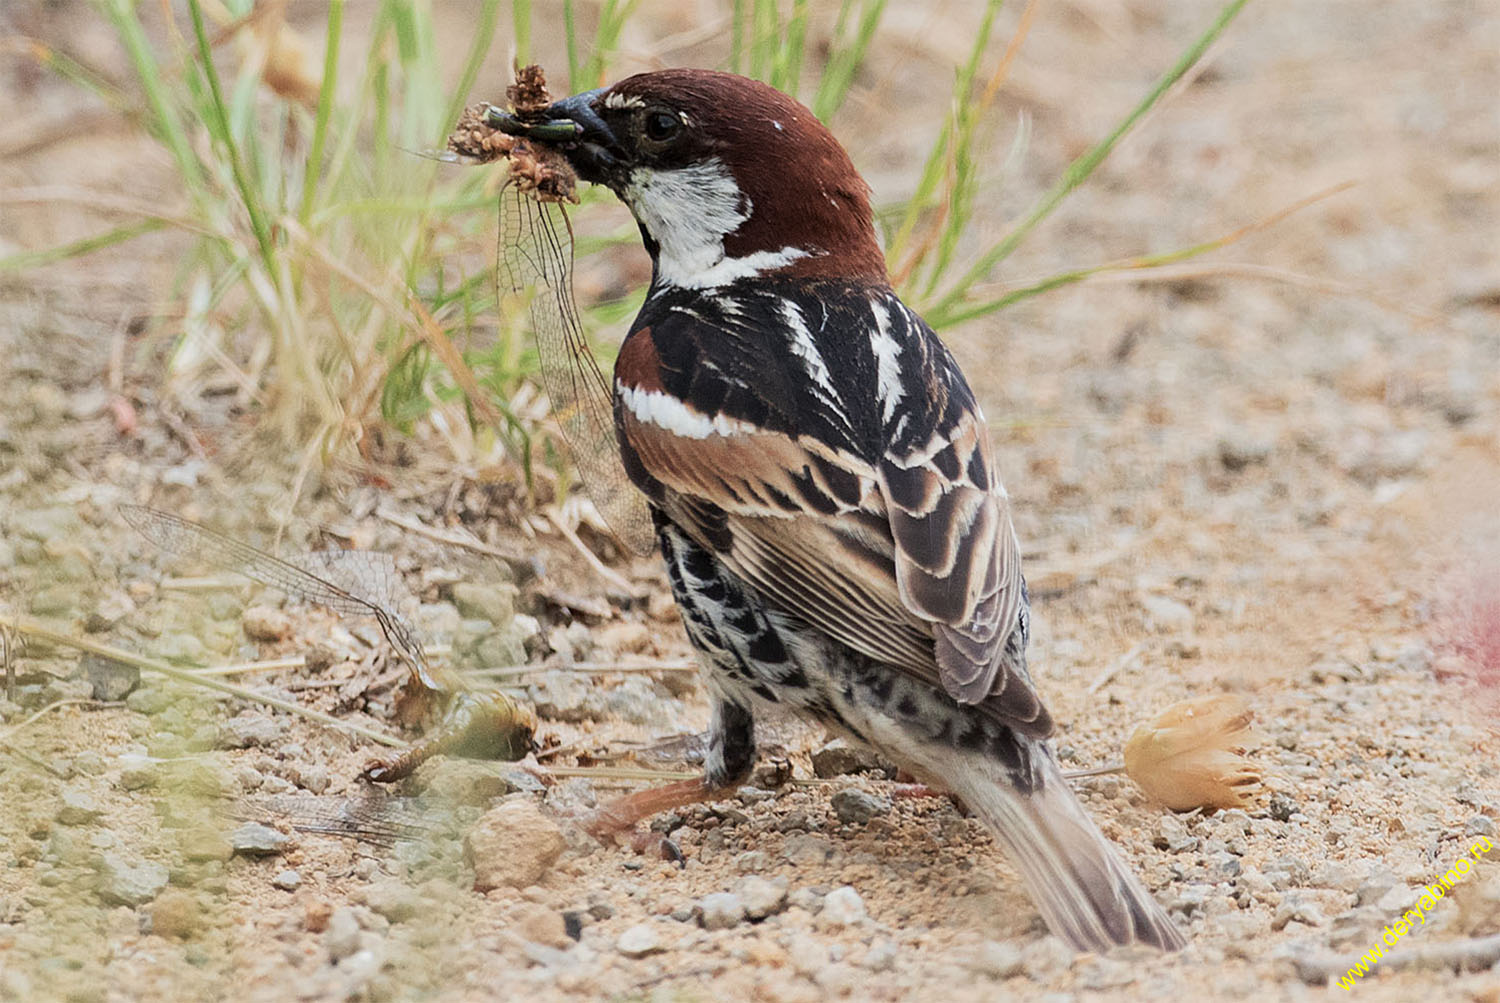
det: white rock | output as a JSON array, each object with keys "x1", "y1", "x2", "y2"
[
  {"x1": 820, "y1": 886, "x2": 866, "y2": 927},
  {"x1": 616, "y1": 923, "x2": 663, "y2": 957}
]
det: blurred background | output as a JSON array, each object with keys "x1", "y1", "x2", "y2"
[{"x1": 1, "y1": 2, "x2": 1497, "y2": 1001}]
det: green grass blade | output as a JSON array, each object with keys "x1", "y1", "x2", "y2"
[
  {"x1": 442, "y1": 0, "x2": 501, "y2": 136},
  {"x1": 100, "y1": 0, "x2": 205, "y2": 195},
  {"x1": 0, "y1": 219, "x2": 166, "y2": 271},
  {"x1": 563, "y1": 0, "x2": 581, "y2": 91},
  {"x1": 299, "y1": 0, "x2": 344, "y2": 224},
  {"x1": 186, "y1": 0, "x2": 276, "y2": 273},
  {"x1": 810, "y1": 0, "x2": 886, "y2": 121},
  {"x1": 932, "y1": 0, "x2": 1250, "y2": 318},
  {"x1": 512, "y1": 0, "x2": 532, "y2": 66}
]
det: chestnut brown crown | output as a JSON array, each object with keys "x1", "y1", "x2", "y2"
[{"x1": 556, "y1": 69, "x2": 889, "y2": 286}]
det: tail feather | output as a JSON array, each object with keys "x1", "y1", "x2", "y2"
[{"x1": 946, "y1": 749, "x2": 1185, "y2": 952}]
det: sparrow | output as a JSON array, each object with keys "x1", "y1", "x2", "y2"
[{"x1": 499, "y1": 68, "x2": 1184, "y2": 953}]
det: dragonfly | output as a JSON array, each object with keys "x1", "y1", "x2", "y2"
[
  {"x1": 495, "y1": 180, "x2": 655, "y2": 556},
  {"x1": 119, "y1": 505, "x2": 535, "y2": 781},
  {"x1": 443, "y1": 91, "x2": 654, "y2": 557}
]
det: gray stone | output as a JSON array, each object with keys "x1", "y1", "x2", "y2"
[
  {"x1": 1271, "y1": 896, "x2": 1325, "y2": 930},
  {"x1": 272, "y1": 869, "x2": 302, "y2": 891},
  {"x1": 782, "y1": 833, "x2": 835, "y2": 866},
  {"x1": 240, "y1": 606, "x2": 292, "y2": 642},
  {"x1": 1355, "y1": 870, "x2": 1400, "y2": 907},
  {"x1": 29, "y1": 585, "x2": 78, "y2": 616},
  {"x1": 602, "y1": 677, "x2": 672, "y2": 727},
  {"x1": 155, "y1": 632, "x2": 210, "y2": 665},
  {"x1": 451, "y1": 582, "x2": 518, "y2": 626},
  {"x1": 217, "y1": 714, "x2": 285, "y2": 749},
  {"x1": 861, "y1": 939, "x2": 898, "y2": 972},
  {"x1": 229, "y1": 822, "x2": 291, "y2": 857},
  {"x1": 1141, "y1": 594, "x2": 1195, "y2": 634},
  {"x1": 116, "y1": 756, "x2": 160, "y2": 791},
  {"x1": 1217, "y1": 434, "x2": 1271, "y2": 471},
  {"x1": 735, "y1": 875, "x2": 788, "y2": 920},
  {"x1": 11, "y1": 506, "x2": 82, "y2": 542},
  {"x1": 465, "y1": 799, "x2": 566, "y2": 891},
  {"x1": 56, "y1": 788, "x2": 104, "y2": 826},
  {"x1": 528, "y1": 671, "x2": 593, "y2": 722},
  {"x1": 831, "y1": 789, "x2": 891, "y2": 826},
  {"x1": 125, "y1": 687, "x2": 174, "y2": 716},
  {"x1": 96, "y1": 853, "x2": 169, "y2": 906},
  {"x1": 42, "y1": 677, "x2": 93, "y2": 704},
  {"x1": 616, "y1": 923, "x2": 663, "y2": 957},
  {"x1": 82, "y1": 653, "x2": 139, "y2": 702},
  {"x1": 820, "y1": 886, "x2": 866, "y2": 926},
  {"x1": 325, "y1": 907, "x2": 364, "y2": 962},
  {"x1": 787, "y1": 887, "x2": 824, "y2": 914},
  {"x1": 965, "y1": 940, "x2": 1025, "y2": 979},
  {"x1": 811, "y1": 739, "x2": 892, "y2": 778},
  {"x1": 1465, "y1": 815, "x2": 1497, "y2": 838},
  {"x1": 362, "y1": 880, "x2": 421, "y2": 923},
  {"x1": 1156, "y1": 814, "x2": 1198, "y2": 853},
  {"x1": 176, "y1": 826, "x2": 232, "y2": 862},
  {"x1": 290, "y1": 763, "x2": 331, "y2": 795},
  {"x1": 698, "y1": 892, "x2": 746, "y2": 930},
  {"x1": 408, "y1": 755, "x2": 513, "y2": 803},
  {"x1": 1268, "y1": 794, "x2": 1300, "y2": 822}
]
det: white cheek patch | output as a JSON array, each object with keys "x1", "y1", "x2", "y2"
[{"x1": 623, "y1": 160, "x2": 810, "y2": 289}]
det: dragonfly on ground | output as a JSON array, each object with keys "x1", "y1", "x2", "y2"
[{"x1": 120, "y1": 505, "x2": 535, "y2": 781}]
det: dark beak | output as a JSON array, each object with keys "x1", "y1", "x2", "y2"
[{"x1": 486, "y1": 88, "x2": 623, "y2": 185}]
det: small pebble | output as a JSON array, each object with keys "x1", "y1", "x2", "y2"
[
  {"x1": 272, "y1": 870, "x2": 302, "y2": 891},
  {"x1": 82, "y1": 653, "x2": 140, "y2": 702},
  {"x1": 217, "y1": 714, "x2": 285, "y2": 749},
  {"x1": 451, "y1": 582, "x2": 518, "y2": 626},
  {"x1": 229, "y1": 822, "x2": 291, "y2": 857},
  {"x1": 56, "y1": 788, "x2": 104, "y2": 826},
  {"x1": 465, "y1": 799, "x2": 566, "y2": 891},
  {"x1": 965, "y1": 939, "x2": 1024, "y2": 979},
  {"x1": 325, "y1": 907, "x2": 364, "y2": 962},
  {"x1": 96, "y1": 853, "x2": 169, "y2": 906},
  {"x1": 241, "y1": 606, "x2": 292, "y2": 642},
  {"x1": 1465, "y1": 815, "x2": 1497, "y2": 838},
  {"x1": 831, "y1": 789, "x2": 891, "y2": 826},
  {"x1": 148, "y1": 889, "x2": 202, "y2": 939},
  {"x1": 616, "y1": 923, "x2": 663, "y2": 957},
  {"x1": 811, "y1": 739, "x2": 891, "y2": 778},
  {"x1": 820, "y1": 886, "x2": 866, "y2": 927},
  {"x1": 699, "y1": 891, "x2": 746, "y2": 930},
  {"x1": 362, "y1": 880, "x2": 420, "y2": 923},
  {"x1": 735, "y1": 875, "x2": 788, "y2": 919}
]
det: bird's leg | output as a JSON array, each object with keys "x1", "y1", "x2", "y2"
[{"x1": 577, "y1": 699, "x2": 754, "y2": 858}]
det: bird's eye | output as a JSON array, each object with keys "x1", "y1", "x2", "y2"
[{"x1": 644, "y1": 111, "x2": 681, "y2": 143}]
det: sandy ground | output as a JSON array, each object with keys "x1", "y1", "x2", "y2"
[{"x1": 2, "y1": 1, "x2": 1498, "y2": 1001}]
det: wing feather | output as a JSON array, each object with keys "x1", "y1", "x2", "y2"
[{"x1": 615, "y1": 292, "x2": 1048, "y2": 735}]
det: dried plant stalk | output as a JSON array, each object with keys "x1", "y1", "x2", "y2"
[{"x1": 1123, "y1": 694, "x2": 1262, "y2": 811}]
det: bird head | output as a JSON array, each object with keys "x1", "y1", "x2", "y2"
[{"x1": 495, "y1": 68, "x2": 888, "y2": 290}]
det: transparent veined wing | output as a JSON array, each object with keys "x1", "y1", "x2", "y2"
[
  {"x1": 119, "y1": 505, "x2": 436, "y2": 688},
  {"x1": 496, "y1": 181, "x2": 655, "y2": 556}
]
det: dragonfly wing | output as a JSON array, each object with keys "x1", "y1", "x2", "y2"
[{"x1": 497, "y1": 184, "x2": 655, "y2": 556}]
